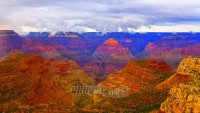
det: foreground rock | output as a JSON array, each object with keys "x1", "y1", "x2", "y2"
[
  {"x1": 158, "y1": 57, "x2": 200, "y2": 113},
  {"x1": 0, "y1": 53, "x2": 95, "y2": 112},
  {"x1": 92, "y1": 59, "x2": 174, "y2": 112}
]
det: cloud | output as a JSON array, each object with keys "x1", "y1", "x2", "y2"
[
  {"x1": 133, "y1": 25, "x2": 200, "y2": 32},
  {"x1": 0, "y1": 0, "x2": 200, "y2": 33}
]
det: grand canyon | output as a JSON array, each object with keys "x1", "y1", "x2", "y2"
[
  {"x1": 0, "y1": 30, "x2": 200, "y2": 112},
  {"x1": 1, "y1": 0, "x2": 200, "y2": 112}
]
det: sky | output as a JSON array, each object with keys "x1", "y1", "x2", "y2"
[{"x1": 0, "y1": 0, "x2": 200, "y2": 33}]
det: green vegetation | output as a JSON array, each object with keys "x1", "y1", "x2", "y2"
[{"x1": 91, "y1": 89, "x2": 168, "y2": 112}]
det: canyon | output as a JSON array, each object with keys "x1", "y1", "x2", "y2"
[{"x1": 0, "y1": 30, "x2": 200, "y2": 112}]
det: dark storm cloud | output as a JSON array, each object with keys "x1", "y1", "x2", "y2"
[{"x1": 0, "y1": 0, "x2": 200, "y2": 32}]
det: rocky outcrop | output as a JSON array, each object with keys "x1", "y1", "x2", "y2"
[
  {"x1": 0, "y1": 54, "x2": 95, "y2": 112},
  {"x1": 92, "y1": 59, "x2": 173, "y2": 105},
  {"x1": 156, "y1": 74, "x2": 191, "y2": 90},
  {"x1": 97, "y1": 58, "x2": 173, "y2": 94},
  {"x1": 159, "y1": 83, "x2": 200, "y2": 113},
  {"x1": 176, "y1": 57, "x2": 200, "y2": 80},
  {"x1": 159, "y1": 57, "x2": 200, "y2": 113}
]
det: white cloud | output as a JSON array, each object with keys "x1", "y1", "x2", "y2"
[
  {"x1": 0, "y1": 0, "x2": 200, "y2": 33},
  {"x1": 76, "y1": 26, "x2": 99, "y2": 32},
  {"x1": 21, "y1": 26, "x2": 48, "y2": 33},
  {"x1": 118, "y1": 27, "x2": 123, "y2": 32},
  {"x1": 135, "y1": 24, "x2": 200, "y2": 32}
]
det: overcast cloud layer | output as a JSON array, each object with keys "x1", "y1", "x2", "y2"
[{"x1": 0, "y1": 0, "x2": 200, "y2": 33}]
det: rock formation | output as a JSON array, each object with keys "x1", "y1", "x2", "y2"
[
  {"x1": 83, "y1": 38, "x2": 135, "y2": 77},
  {"x1": 92, "y1": 38, "x2": 134, "y2": 61},
  {"x1": 96, "y1": 58, "x2": 173, "y2": 94},
  {"x1": 92, "y1": 58, "x2": 174, "y2": 111},
  {"x1": 159, "y1": 57, "x2": 200, "y2": 113},
  {"x1": 0, "y1": 53, "x2": 95, "y2": 112}
]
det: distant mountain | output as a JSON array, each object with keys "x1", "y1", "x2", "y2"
[
  {"x1": 145, "y1": 40, "x2": 199, "y2": 54},
  {"x1": 143, "y1": 35, "x2": 200, "y2": 68},
  {"x1": 93, "y1": 38, "x2": 134, "y2": 61},
  {"x1": 83, "y1": 38, "x2": 135, "y2": 78},
  {"x1": 0, "y1": 30, "x2": 24, "y2": 57},
  {"x1": 22, "y1": 39, "x2": 62, "y2": 58},
  {"x1": 1, "y1": 30, "x2": 200, "y2": 78},
  {"x1": 21, "y1": 38, "x2": 83, "y2": 62},
  {"x1": 0, "y1": 30, "x2": 19, "y2": 38},
  {"x1": 149, "y1": 44, "x2": 200, "y2": 69}
]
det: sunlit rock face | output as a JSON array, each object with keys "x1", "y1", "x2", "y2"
[
  {"x1": 176, "y1": 57, "x2": 200, "y2": 78},
  {"x1": 159, "y1": 57, "x2": 200, "y2": 113},
  {"x1": 155, "y1": 57, "x2": 200, "y2": 90},
  {"x1": 160, "y1": 83, "x2": 200, "y2": 113}
]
